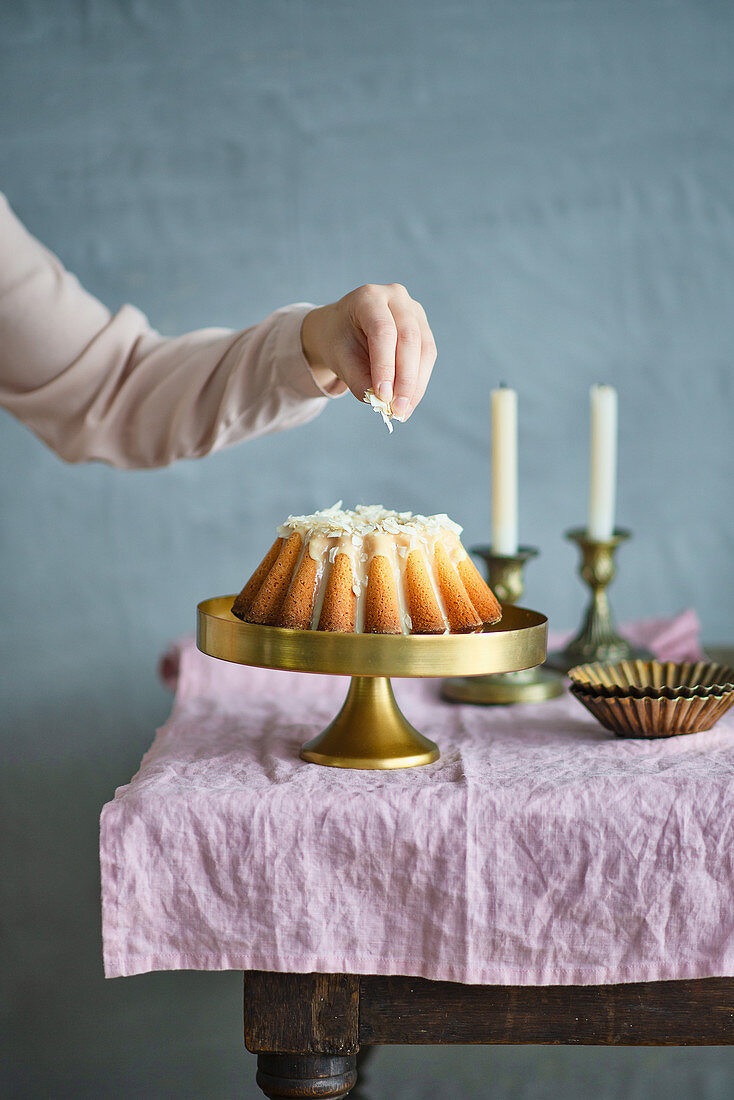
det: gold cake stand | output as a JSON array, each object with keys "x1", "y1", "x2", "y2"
[{"x1": 197, "y1": 596, "x2": 547, "y2": 770}]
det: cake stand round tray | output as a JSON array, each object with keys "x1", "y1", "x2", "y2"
[{"x1": 197, "y1": 596, "x2": 547, "y2": 770}]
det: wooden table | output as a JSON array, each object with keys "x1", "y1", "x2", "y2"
[
  {"x1": 244, "y1": 647, "x2": 734, "y2": 1096},
  {"x1": 244, "y1": 970, "x2": 734, "y2": 1097}
]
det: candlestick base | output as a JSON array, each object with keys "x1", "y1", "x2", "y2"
[
  {"x1": 546, "y1": 528, "x2": 653, "y2": 674},
  {"x1": 442, "y1": 665, "x2": 564, "y2": 705},
  {"x1": 441, "y1": 546, "x2": 564, "y2": 706}
]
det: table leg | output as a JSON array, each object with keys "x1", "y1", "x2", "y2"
[
  {"x1": 255, "y1": 1052, "x2": 357, "y2": 1098},
  {"x1": 245, "y1": 972, "x2": 361, "y2": 1097}
]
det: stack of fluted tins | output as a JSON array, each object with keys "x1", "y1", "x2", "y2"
[{"x1": 567, "y1": 660, "x2": 734, "y2": 738}]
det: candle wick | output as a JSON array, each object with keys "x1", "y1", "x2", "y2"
[{"x1": 499, "y1": 381, "x2": 508, "y2": 388}]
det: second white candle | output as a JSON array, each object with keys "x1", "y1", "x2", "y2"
[
  {"x1": 588, "y1": 383, "x2": 618, "y2": 542},
  {"x1": 491, "y1": 385, "x2": 518, "y2": 556}
]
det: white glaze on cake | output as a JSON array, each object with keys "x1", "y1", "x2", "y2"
[{"x1": 277, "y1": 503, "x2": 467, "y2": 633}]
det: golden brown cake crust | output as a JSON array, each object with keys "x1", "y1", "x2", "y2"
[
  {"x1": 434, "y1": 540, "x2": 483, "y2": 633},
  {"x1": 230, "y1": 504, "x2": 503, "y2": 635},
  {"x1": 457, "y1": 557, "x2": 502, "y2": 625},
  {"x1": 404, "y1": 549, "x2": 446, "y2": 634},
  {"x1": 317, "y1": 552, "x2": 356, "y2": 632},
  {"x1": 364, "y1": 555, "x2": 402, "y2": 634},
  {"x1": 232, "y1": 537, "x2": 283, "y2": 620},
  {"x1": 246, "y1": 532, "x2": 303, "y2": 625},
  {"x1": 279, "y1": 553, "x2": 320, "y2": 630}
]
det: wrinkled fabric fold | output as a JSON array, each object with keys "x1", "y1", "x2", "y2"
[{"x1": 101, "y1": 610, "x2": 734, "y2": 985}]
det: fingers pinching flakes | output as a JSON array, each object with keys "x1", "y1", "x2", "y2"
[
  {"x1": 302, "y1": 283, "x2": 435, "y2": 422},
  {"x1": 364, "y1": 388, "x2": 398, "y2": 433}
]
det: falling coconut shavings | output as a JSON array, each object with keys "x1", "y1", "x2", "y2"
[{"x1": 364, "y1": 388, "x2": 401, "y2": 433}]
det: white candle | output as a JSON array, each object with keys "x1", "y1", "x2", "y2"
[
  {"x1": 491, "y1": 385, "x2": 518, "y2": 555},
  {"x1": 588, "y1": 384, "x2": 618, "y2": 541}
]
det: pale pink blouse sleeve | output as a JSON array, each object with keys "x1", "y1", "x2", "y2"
[{"x1": 0, "y1": 194, "x2": 346, "y2": 468}]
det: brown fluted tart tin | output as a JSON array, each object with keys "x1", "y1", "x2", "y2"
[
  {"x1": 567, "y1": 660, "x2": 734, "y2": 738},
  {"x1": 569, "y1": 684, "x2": 734, "y2": 738},
  {"x1": 568, "y1": 660, "x2": 734, "y2": 700}
]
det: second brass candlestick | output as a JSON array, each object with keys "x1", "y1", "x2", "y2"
[
  {"x1": 546, "y1": 528, "x2": 652, "y2": 674},
  {"x1": 441, "y1": 546, "x2": 564, "y2": 705}
]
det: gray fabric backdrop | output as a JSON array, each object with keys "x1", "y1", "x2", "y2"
[{"x1": 2, "y1": 1, "x2": 733, "y2": 1096}]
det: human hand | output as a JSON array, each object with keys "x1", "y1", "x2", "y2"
[{"x1": 300, "y1": 283, "x2": 437, "y2": 422}]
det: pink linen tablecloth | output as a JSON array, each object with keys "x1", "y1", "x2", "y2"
[{"x1": 101, "y1": 609, "x2": 734, "y2": 985}]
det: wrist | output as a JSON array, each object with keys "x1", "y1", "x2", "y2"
[
  {"x1": 300, "y1": 307, "x2": 347, "y2": 396},
  {"x1": 301, "y1": 307, "x2": 329, "y2": 371}
]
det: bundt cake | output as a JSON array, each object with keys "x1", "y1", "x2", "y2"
[{"x1": 231, "y1": 504, "x2": 502, "y2": 635}]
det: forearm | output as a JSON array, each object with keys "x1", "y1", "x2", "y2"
[
  {"x1": 1, "y1": 300, "x2": 336, "y2": 468},
  {"x1": 0, "y1": 194, "x2": 342, "y2": 468}
]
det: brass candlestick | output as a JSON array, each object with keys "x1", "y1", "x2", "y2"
[
  {"x1": 441, "y1": 546, "x2": 563, "y2": 705},
  {"x1": 546, "y1": 528, "x2": 652, "y2": 674}
]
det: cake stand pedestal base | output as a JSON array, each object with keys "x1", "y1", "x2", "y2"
[
  {"x1": 300, "y1": 676, "x2": 439, "y2": 770},
  {"x1": 197, "y1": 598, "x2": 548, "y2": 770}
]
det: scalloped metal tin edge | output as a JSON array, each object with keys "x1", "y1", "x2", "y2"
[
  {"x1": 569, "y1": 684, "x2": 734, "y2": 738},
  {"x1": 568, "y1": 660, "x2": 734, "y2": 699}
]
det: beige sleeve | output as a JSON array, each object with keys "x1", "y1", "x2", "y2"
[{"x1": 0, "y1": 193, "x2": 346, "y2": 468}]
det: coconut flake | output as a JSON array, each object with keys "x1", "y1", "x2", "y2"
[
  {"x1": 277, "y1": 504, "x2": 463, "y2": 543},
  {"x1": 364, "y1": 388, "x2": 397, "y2": 433}
]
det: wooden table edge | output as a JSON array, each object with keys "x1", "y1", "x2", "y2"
[{"x1": 244, "y1": 971, "x2": 734, "y2": 1053}]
